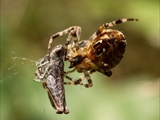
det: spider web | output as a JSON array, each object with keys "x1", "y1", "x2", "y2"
[{"x1": 0, "y1": 47, "x2": 38, "y2": 82}]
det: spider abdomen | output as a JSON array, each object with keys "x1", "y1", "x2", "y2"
[{"x1": 89, "y1": 30, "x2": 127, "y2": 70}]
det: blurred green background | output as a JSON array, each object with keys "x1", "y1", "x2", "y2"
[{"x1": 1, "y1": 0, "x2": 159, "y2": 120}]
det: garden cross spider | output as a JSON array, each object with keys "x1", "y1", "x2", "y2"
[{"x1": 47, "y1": 18, "x2": 138, "y2": 88}]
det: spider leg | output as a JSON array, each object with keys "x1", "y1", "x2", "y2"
[
  {"x1": 83, "y1": 70, "x2": 93, "y2": 88},
  {"x1": 48, "y1": 27, "x2": 74, "y2": 54},
  {"x1": 64, "y1": 70, "x2": 93, "y2": 88},
  {"x1": 64, "y1": 69, "x2": 85, "y2": 86},
  {"x1": 65, "y1": 26, "x2": 81, "y2": 51},
  {"x1": 64, "y1": 27, "x2": 81, "y2": 60},
  {"x1": 89, "y1": 18, "x2": 138, "y2": 40},
  {"x1": 47, "y1": 26, "x2": 81, "y2": 60},
  {"x1": 64, "y1": 74, "x2": 85, "y2": 87},
  {"x1": 103, "y1": 18, "x2": 138, "y2": 29},
  {"x1": 64, "y1": 68, "x2": 76, "y2": 74}
]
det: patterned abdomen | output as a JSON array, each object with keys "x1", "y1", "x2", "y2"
[{"x1": 89, "y1": 29, "x2": 127, "y2": 70}]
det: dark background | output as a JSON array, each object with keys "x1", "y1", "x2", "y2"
[{"x1": 1, "y1": 0, "x2": 159, "y2": 120}]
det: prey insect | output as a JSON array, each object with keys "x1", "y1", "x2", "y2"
[
  {"x1": 34, "y1": 45, "x2": 69, "y2": 114},
  {"x1": 47, "y1": 18, "x2": 138, "y2": 88}
]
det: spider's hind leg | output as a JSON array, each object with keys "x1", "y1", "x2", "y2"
[
  {"x1": 103, "y1": 18, "x2": 139, "y2": 29},
  {"x1": 89, "y1": 18, "x2": 138, "y2": 40}
]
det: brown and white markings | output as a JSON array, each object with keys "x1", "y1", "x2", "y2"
[
  {"x1": 34, "y1": 45, "x2": 69, "y2": 114},
  {"x1": 47, "y1": 18, "x2": 138, "y2": 88}
]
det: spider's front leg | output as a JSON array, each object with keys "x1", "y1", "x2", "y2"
[
  {"x1": 66, "y1": 26, "x2": 81, "y2": 51},
  {"x1": 64, "y1": 26, "x2": 81, "y2": 61},
  {"x1": 47, "y1": 26, "x2": 81, "y2": 60}
]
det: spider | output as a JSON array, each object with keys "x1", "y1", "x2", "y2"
[
  {"x1": 47, "y1": 18, "x2": 138, "y2": 88},
  {"x1": 34, "y1": 45, "x2": 69, "y2": 114}
]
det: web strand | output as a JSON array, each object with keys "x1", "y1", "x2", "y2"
[{"x1": 0, "y1": 48, "x2": 38, "y2": 82}]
